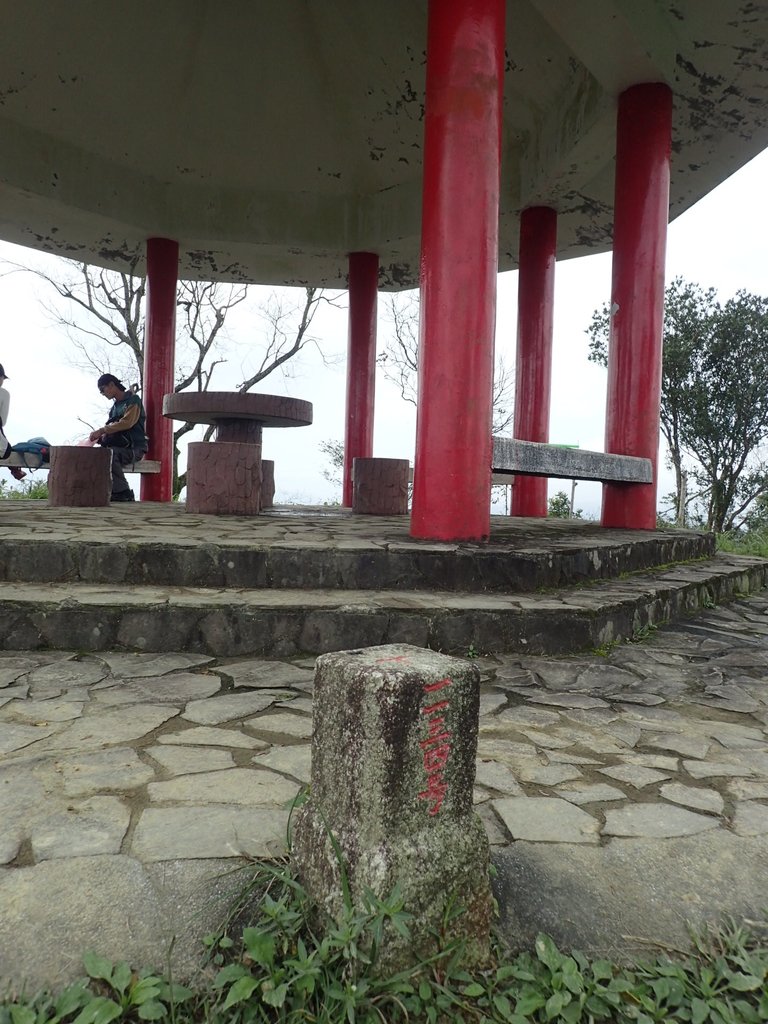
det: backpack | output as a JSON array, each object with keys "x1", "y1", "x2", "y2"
[{"x1": 11, "y1": 437, "x2": 51, "y2": 467}]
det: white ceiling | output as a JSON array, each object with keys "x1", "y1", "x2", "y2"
[{"x1": 0, "y1": 1, "x2": 765, "y2": 288}]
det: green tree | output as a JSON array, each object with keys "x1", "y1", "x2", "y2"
[
  {"x1": 587, "y1": 278, "x2": 768, "y2": 533},
  {"x1": 548, "y1": 490, "x2": 582, "y2": 519}
]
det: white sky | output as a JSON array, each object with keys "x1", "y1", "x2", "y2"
[{"x1": 1, "y1": 146, "x2": 767, "y2": 515}]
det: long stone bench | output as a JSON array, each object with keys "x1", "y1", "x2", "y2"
[
  {"x1": 407, "y1": 440, "x2": 651, "y2": 489},
  {"x1": 408, "y1": 468, "x2": 522, "y2": 487},
  {"x1": 491, "y1": 437, "x2": 652, "y2": 483},
  {"x1": 0, "y1": 453, "x2": 161, "y2": 473}
]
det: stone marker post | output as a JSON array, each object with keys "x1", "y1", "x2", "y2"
[{"x1": 292, "y1": 644, "x2": 491, "y2": 969}]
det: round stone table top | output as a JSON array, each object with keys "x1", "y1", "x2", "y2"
[{"x1": 162, "y1": 392, "x2": 313, "y2": 429}]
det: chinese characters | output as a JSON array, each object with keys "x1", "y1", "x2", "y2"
[{"x1": 419, "y1": 675, "x2": 452, "y2": 815}]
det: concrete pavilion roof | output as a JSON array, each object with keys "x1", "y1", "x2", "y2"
[{"x1": 0, "y1": 2, "x2": 766, "y2": 291}]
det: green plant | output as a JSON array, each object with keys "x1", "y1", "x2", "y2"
[
  {"x1": 79, "y1": 952, "x2": 194, "y2": 1023},
  {"x1": 3, "y1": 861, "x2": 768, "y2": 1024},
  {"x1": 0, "y1": 953, "x2": 194, "y2": 1024},
  {"x1": 548, "y1": 490, "x2": 583, "y2": 519},
  {"x1": 0, "y1": 477, "x2": 49, "y2": 500},
  {"x1": 718, "y1": 528, "x2": 768, "y2": 558},
  {"x1": 629, "y1": 622, "x2": 659, "y2": 644},
  {"x1": 205, "y1": 860, "x2": 422, "y2": 1024},
  {"x1": 10, "y1": 478, "x2": 49, "y2": 500},
  {"x1": 592, "y1": 639, "x2": 620, "y2": 657}
]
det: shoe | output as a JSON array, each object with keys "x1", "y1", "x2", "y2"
[
  {"x1": 9, "y1": 466, "x2": 26, "y2": 481},
  {"x1": 110, "y1": 489, "x2": 135, "y2": 502}
]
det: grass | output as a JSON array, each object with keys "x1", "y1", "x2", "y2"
[
  {"x1": 0, "y1": 477, "x2": 49, "y2": 500},
  {"x1": 3, "y1": 858, "x2": 767, "y2": 1024},
  {"x1": 718, "y1": 530, "x2": 768, "y2": 559}
]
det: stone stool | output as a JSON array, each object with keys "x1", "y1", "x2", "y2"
[
  {"x1": 48, "y1": 446, "x2": 111, "y2": 507},
  {"x1": 260, "y1": 459, "x2": 275, "y2": 510},
  {"x1": 185, "y1": 441, "x2": 260, "y2": 515},
  {"x1": 352, "y1": 457, "x2": 409, "y2": 515}
]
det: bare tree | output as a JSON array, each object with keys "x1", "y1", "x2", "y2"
[
  {"x1": 3, "y1": 256, "x2": 331, "y2": 496},
  {"x1": 377, "y1": 292, "x2": 514, "y2": 434}
]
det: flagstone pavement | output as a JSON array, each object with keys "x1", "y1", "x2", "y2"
[{"x1": 1, "y1": 595, "x2": 768, "y2": 990}]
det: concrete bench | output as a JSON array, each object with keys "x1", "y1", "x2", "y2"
[
  {"x1": 0, "y1": 454, "x2": 161, "y2": 473},
  {"x1": 491, "y1": 437, "x2": 652, "y2": 484},
  {"x1": 407, "y1": 468, "x2": 520, "y2": 487},
  {"x1": 1, "y1": 451, "x2": 161, "y2": 507}
]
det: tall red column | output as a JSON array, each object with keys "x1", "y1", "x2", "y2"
[
  {"x1": 342, "y1": 252, "x2": 378, "y2": 506},
  {"x1": 511, "y1": 206, "x2": 557, "y2": 518},
  {"x1": 411, "y1": 0, "x2": 505, "y2": 541},
  {"x1": 141, "y1": 237, "x2": 178, "y2": 502},
  {"x1": 602, "y1": 84, "x2": 672, "y2": 529}
]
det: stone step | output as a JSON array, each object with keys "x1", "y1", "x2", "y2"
[
  {"x1": 2, "y1": 553, "x2": 765, "y2": 658},
  {"x1": 0, "y1": 515, "x2": 714, "y2": 593}
]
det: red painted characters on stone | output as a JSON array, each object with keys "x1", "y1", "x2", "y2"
[{"x1": 419, "y1": 675, "x2": 453, "y2": 815}]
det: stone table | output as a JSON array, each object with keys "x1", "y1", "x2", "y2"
[{"x1": 162, "y1": 392, "x2": 312, "y2": 514}]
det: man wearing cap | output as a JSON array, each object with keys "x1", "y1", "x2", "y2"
[
  {"x1": 0, "y1": 365, "x2": 27, "y2": 482},
  {"x1": 89, "y1": 373, "x2": 148, "y2": 502}
]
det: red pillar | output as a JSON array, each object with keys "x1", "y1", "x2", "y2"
[
  {"x1": 141, "y1": 237, "x2": 178, "y2": 502},
  {"x1": 602, "y1": 84, "x2": 672, "y2": 529},
  {"x1": 411, "y1": 0, "x2": 505, "y2": 541},
  {"x1": 511, "y1": 206, "x2": 557, "y2": 518},
  {"x1": 342, "y1": 252, "x2": 378, "y2": 506}
]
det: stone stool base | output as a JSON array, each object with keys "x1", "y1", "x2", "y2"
[
  {"x1": 260, "y1": 459, "x2": 275, "y2": 510},
  {"x1": 352, "y1": 457, "x2": 409, "y2": 515},
  {"x1": 185, "y1": 441, "x2": 261, "y2": 515},
  {"x1": 48, "y1": 446, "x2": 111, "y2": 507}
]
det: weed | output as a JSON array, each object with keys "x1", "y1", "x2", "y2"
[
  {"x1": 3, "y1": 857, "x2": 768, "y2": 1024},
  {"x1": 592, "y1": 639, "x2": 619, "y2": 657},
  {"x1": 0, "y1": 477, "x2": 49, "y2": 500},
  {"x1": 629, "y1": 622, "x2": 659, "y2": 644},
  {"x1": 718, "y1": 530, "x2": 768, "y2": 559}
]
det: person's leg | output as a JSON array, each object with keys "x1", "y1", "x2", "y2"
[
  {"x1": 1, "y1": 438, "x2": 26, "y2": 481},
  {"x1": 110, "y1": 449, "x2": 135, "y2": 501}
]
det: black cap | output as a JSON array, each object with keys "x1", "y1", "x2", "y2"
[
  {"x1": 0, "y1": 364, "x2": 9, "y2": 379},
  {"x1": 97, "y1": 373, "x2": 124, "y2": 390}
]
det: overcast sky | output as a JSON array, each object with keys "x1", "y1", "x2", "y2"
[{"x1": 1, "y1": 145, "x2": 767, "y2": 514}]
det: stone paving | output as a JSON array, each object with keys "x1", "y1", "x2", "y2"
[{"x1": 2, "y1": 593, "x2": 768, "y2": 986}]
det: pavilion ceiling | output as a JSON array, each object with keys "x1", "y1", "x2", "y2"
[{"x1": 0, "y1": 1, "x2": 765, "y2": 288}]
